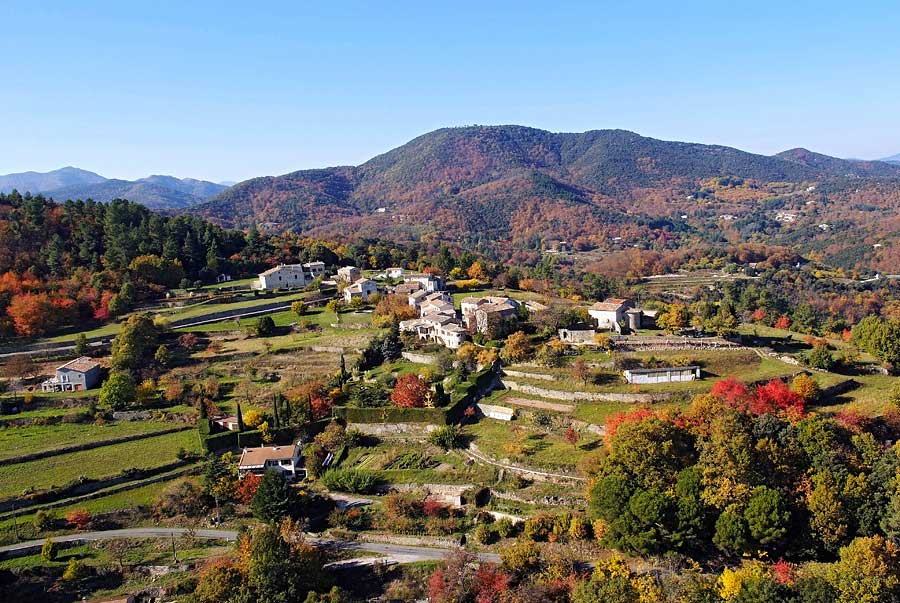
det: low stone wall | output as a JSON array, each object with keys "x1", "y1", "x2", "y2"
[
  {"x1": 502, "y1": 369, "x2": 555, "y2": 381},
  {"x1": 501, "y1": 379, "x2": 671, "y2": 403},
  {"x1": 401, "y1": 351, "x2": 438, "y2": 365},
  {"x1": 351, "y1": 423, "x2": 439, "y2": 437}
]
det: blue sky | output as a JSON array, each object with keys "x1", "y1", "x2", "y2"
[{"x1": 1, "y1": 1, "x2": 899, "y2": 182}]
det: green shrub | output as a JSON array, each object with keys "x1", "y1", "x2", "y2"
[
  {"x1": 473, "y1": 523, "x2": 496, "y2": 545},
  {"x1": 428, "y1": 425, "x2": 464, "y2": 450},
  {"x1": 41, "y1": 538, "x2": 58, "y2": 562},
  {"x1": 321, "y1": 468, "x2": 381, "y2": 494}
]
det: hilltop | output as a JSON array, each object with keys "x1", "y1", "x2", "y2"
[{"x1": 195, "y1": 125, "x2": 900, "y2": 251}]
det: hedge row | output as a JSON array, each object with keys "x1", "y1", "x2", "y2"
[{"x1": 333, "y1": 366, "x2": 498, "y2": 425}]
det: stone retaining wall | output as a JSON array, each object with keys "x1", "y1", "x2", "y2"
[
  {"x1": 401, "y1": 351, "x2": 438, "y2": 365},
  {"x1": 501, "y1": 379, "x2": 671, "y2": 403}
]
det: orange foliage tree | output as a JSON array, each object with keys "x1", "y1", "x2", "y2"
[{"x1": 391, "y1": 374, "x2": 430, "y2": 408}]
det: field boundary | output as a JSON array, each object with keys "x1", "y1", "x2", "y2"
[{"x1": 1, "y1": 425, "x2": 192, "y2": 466}]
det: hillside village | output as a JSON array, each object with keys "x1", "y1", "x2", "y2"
[{"x1": 2, "y1": 231, "x2": 900, "y2": 602}]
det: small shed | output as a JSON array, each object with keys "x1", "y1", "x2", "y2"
[
  {"x1": 623, "y1": 366, "x2": 701, "y2": 384},
  {"x1": 476, "y1": 403, "x2": 515, "y2": 421}
]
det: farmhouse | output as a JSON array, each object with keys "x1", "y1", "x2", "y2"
[
  {"x1": 588, "y1": 298, "x2": 633, "y2": 332},
  {"x1": 623, "y1": 365, "x2": 701, "y2": 384},
  {"x1": 394, "y1": 281, "x2": 422, "y2": 297},
  {"x1": 461, "y1": 296, "x2": 520, "y2": 338},
  {"x1": 303, "y1": 261, "x2": 326, "y2": 279},
  {"x1": 400, "y1": 315, "x2": 468, "y2": 349},
  {"x1": 336, "y1": 266, "x2": 362, "y2": 283},
  {"x1": 238, "y1": 442, "x2": 305, "y2": 481},
  {"x1": 385, "y1": 267, "x2": 405, "y2": 279},
  {"x1": 41, "y1": 356, "x2": 101, "y2": 392},
  {"x1": 405, "y1": 273, "x2": 446, "y2": 292},
  {"x1": 343, "y1": 278, "x2": 378, "y2": 302},
  {"x1": 256, "y1": 264, "x2": 310, "y2": 290}
]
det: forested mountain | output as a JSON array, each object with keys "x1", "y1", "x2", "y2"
[
  {"x1": 0, "y1": 168, "x2": 228, "y2": 209},
  {"x1": 195, "y1": 126, "x2": 900, "y2": 261}
]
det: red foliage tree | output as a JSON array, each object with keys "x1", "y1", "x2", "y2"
[
  {"x1": 235, "y1": 473, "x2": 262, "y2": 504},
  {"x1": 7, "y1": 292, "x2": 57, "y2": 337},
  {"x1": 750, "y1": 379, "x2": 805, "y2": 416},
  {"x1": 711, "y1": 376, "x2": 750, "y2": 409},
  {"x1": 564, "y1": 426, "x2": 580, "y2": 448},
  {"x1": 310, "y1": 395, "x2": 333, "y2": 420},
  {"x1": 65, "y1": 509, "x2": 93, "y2": 530},
  {"x1": 605, "y1": 407, "x2": 655, "y2": 439},
  {"x1": 473, "y1": 564, "x2": 511, "y2": 603},
  {"x1": 391, "y1": 374, "x2": 430, "y2": 408},
  {"x1": 774, "y1": 316, "x2": 790, "y2": 330},
  {"x1": 770, "y1": 559, "x2": 796, "y2": 585},
  {"x1": 423, "y1": 498, "x2": 447, "y2": 518},
  {"x1": 751, "y1": 308, "x2": 766, "y2": 322}
]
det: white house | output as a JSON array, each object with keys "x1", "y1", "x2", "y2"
[
  {"x1": 399, "y1": 315, "x2": 468, "y2": 349},
  {"x1": 405, "y1": 273, "x2": 446, "y2": 292},
  {"x1": 460, "y1": 296, "x2": 520, "y2": 338},
  {"x1": 588, "y1": 298, "x2": 632, "y2": 332},
  {"x1": 336, "y1": 266, "x2": 361, "y2": 283},
  {"x1": 303, "y1": 261, "x2": 326, "y2": 279},
  {"x1": 343, "y1": 278, "x2": 378, "y2": 302},
  {"x1": 385, "y1": 267, "x2": 405, "y2": 279},
  {"x1": 257, "y1": 264, "x2": 310, "y2": 290},
  {"x1": 41, "y1": 357, "x2": 102, "y2": 392},
  {"x1": 238, "y1": 442, "x2": 305, "y2": 481}
]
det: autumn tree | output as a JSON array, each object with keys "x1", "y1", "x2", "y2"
[
  {"x1": 391, "y1": 374, "x2": 430, "y2": 408},
  {"x1": 500, "y1": 331, "x2": 533, "y2": 364},
  {"x1": 791, "y1": 373, "x2": 821, "y2": 403},
  {"x1": 657, "y1": 303, "x2": 689, "y2": 334}
]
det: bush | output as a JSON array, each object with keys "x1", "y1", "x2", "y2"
[
  {"x1": 473, "y1": 523, "x2": 496, "y2": 544},
  {"x1": 41, "y1": 538, "x2": 58, "y2": 561},
  {"x1": 32, "y1": 510, "x2": 53, "y2": 532},
  {"x1": 321, "y1": 468, "x2": 381, "y2": 494},
  {"x1": 495, "y1": 518, "x2": 516, "y2": 539},
  {"x1": 328, "y1": 507, "x2": 372, "y2": 530},
  {"x1": 428, "y1": 425, "x2": 463, "y2": 450},
  {"x1": 62, "y1": 558, "x2": 88, "y2": 581}
]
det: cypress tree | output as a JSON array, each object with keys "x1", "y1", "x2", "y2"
[
  {"x1": 236, "y1": 403, "x2": 245, "y2": 432},
  {"x1": 272, "y1": 395, "x2": 281, "y2": 430}
]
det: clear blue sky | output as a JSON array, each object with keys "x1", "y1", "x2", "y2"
[{"x1": 2, "y1": 1, "x2": 899, "y2": 182}]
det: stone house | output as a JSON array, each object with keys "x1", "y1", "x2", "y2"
[{"x1": 41, "y1": 356, "x2": 102, "y2": 392}]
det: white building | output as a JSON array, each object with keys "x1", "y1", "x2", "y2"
[
  {"x1": 623, "y1": 366, "x2": 700, "y2": 384},
  {"x1": 588, "y1": 298, "x2": 632, "y2": 332},
  {"x1": 303, "y1": 261, "x2": 326, "y2": 279},
  {"x1": 405, "y1": 273, "x2": 446, "y2": 292},
  {"x1": 343, "y1": 278, "x2": 378, "y2": 302},
  {"x1": 385, "y1": 267, "x2": 405, "y2": 279},
  {"x1": 400, "y1": 315, "x2": 468, "y2": 349},
  {"x1": 41, "y1": 357, "x2": 102, "y2": 392},
  {"x1": 336, "y1": 266, "x2": 362, "y2": 283},
  {"x1": 257, "y1": 264, "x2": 310, "y2": 290},
  {"x1": 238, "y1": 443, "x2": 305, "y2": 481}
]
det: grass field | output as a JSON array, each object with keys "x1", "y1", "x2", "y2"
[
  {"x1": 0, "y1": 421, "x2": 188, "y2": 462},
  {"x1": 465, "y1": 418, "x2": 599, "y2": 472},
  {"x1": 0, "y1": 430, "x2": 201, "y2": 500},
  {"x1": 41, "y1": 290, "x2": 315, "y2": 344}
]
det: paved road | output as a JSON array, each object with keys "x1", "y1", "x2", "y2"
[{"x1": 0, "y1": 527, "x2": 498, "y2": 565}]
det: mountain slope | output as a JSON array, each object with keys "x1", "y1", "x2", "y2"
[
  {"x1": 775, "y1": 148, "x2": 900, "y2": 177},
  {"x1": 198, "y1": 126, "x2": 900, "y2": 239},
  {"x1": 0, "y1": 167, "x2": 106, "y2": 194},
  {"x1": 0, "y1": 168, "x2": 228, "y2": 209}
]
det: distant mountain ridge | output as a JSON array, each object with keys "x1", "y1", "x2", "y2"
[
  {"x1": 196, "y1": 125, "x2": 900, "y2": 238},
  {"x1": 0, "y1": 167, "x2": 228, "y2": 209}
]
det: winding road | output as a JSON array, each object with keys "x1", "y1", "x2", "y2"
[{"x1": 0, "y1": 527, "x2": 500, "y2": 565}]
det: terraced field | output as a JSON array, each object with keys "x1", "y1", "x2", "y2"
[
  {"x1": 0, "y1": 430, "x2": 201, "y2": 500},
  {"x1": 0, "y1": 421, "x2": 188, "y2": 462}
]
